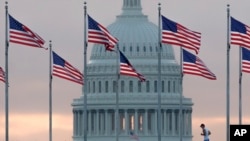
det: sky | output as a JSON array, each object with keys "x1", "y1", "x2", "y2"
[{"x1": 0, "y1": 0, "x2": 250, "y2": 141}]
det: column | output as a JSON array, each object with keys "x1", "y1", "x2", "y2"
[
  {"x1": 181, "y1": 109, "x2": 184, "y2": 136},
  {"x1": 184, "y1": 110, "x2": 187, "y2": 136},
  {"x1": 100, "y1": 111, "x2": 104, "y2": 135},
  {"x1": 177, "y1": 109, "x2": 180, "y2": 135},
  {"x1": 189, "y1": 110, "x2": 192, "y2": 135},
  {"x1": 79, "y1": 111, "x2": 82, "y2": 136},
  {"x1": 186, "y1": 110, "x2": 189, "y2": 135},
  {"x1": 161, "y1": 110, "x2": 164, "y2": 135},
  {"x1": 105, "y1": 110, "x2": 109, "y2": 135},
  {"x1": 125, "y1": 109, "x2": 129, "y2": 134},
  {"x1": 164, "y1": 110, "x2": 167, "y2": 135},
  {"x1": 144, "y1": 109, "x2": 148, "y2": 135},
  {"x1": 97, "y1": 110, "x2": 99, "y2": 135},
  {"x1": 93, "y1": 111, "x2": 96, "y2": 134},
  {"x1": 135, "y1": 109, "x2": 138, "y2": 134},
  {"x1": 73, "y1": 111, "x2": 76, "y2": 136},
  {"x1": 154, "y1": 109, "x2": 157, "y2": 135},
  {"x1": 76, "y1": 111, "x2": 80, "y2": 136},
  {"x1": 171, "y1": 109, "x2": 175, "y2": 135},
  {"x1": 88, "y1": 110, "x2": 92, "y2": 135},
  {"x1": 166, "y1": 110, "x2": 170, "y2": 135}
]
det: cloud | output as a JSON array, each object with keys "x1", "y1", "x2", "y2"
[{"x1": 0, "y1": 113, "x2": 72, "y2": 141}]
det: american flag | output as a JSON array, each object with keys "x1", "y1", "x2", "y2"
[
  {"x1": 130, "y1": 132, "x2": 139, "y2": 141},
  {"x1": 183, "y1": 49, "x2": 216, "y2": 80},
  {"x1": 161, "y1": 15, "x2": 201, "y2": 54},
  {"x1": 119, "y1": 50, "x2": 145, "y2": 81},
  {"x1": 52, "y1": 51, "x2": 83, "y2": 85},
  {"x1": 88, "y1": 15, "x2": 118, "y2": 51},
  {"x1": 9, "y1": 14, "x2": 46, "y2": 49},
  {"x1": 231, "y1": 17, "x2": 250, "y2": 48},
  {"x1": 242, "y1": 47, "x2": 250, "y2": 73},
  {"x1": 0, "y1": 67, "x2": 5, "y2": 83}
]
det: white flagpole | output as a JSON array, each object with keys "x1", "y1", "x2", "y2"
[
  {"x1": 115, "y1": 45, "x2": 120, "y2": 141},
  {"x1": 179, "y1": 48, "x2": 183, "y2": 141},
  {"x1": 157, "y1": 3, "x2": 162, "y2": 141},
  {"x1": 5, "y1": 2, "x2": 9, "y2": 141},
  {"x1": 83, "y1": 2, "x2": 88, "y2": 141},
  {"x1": 226, "y1": 4, "x2": 230, "y2": 141},
  {"x1": 239, "y1": 47, "x2": 242, "y2": 125},
  {"x1": 49, "y1": 40, "x2": 53, "y2": 141}
]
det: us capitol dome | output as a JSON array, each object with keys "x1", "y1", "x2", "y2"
[{"x1": 72, "y1": 0, "x2": 193, "y2": 141}]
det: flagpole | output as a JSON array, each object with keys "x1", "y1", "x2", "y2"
[
  {"x1": 157, "y1": 3, "x2": 162, "y2": 141},
  {"x1": 5, "y1": 2, "x2": 9, "y2": 141},
  {"x1": 226, "y1": 4, "x2": 230, "y2": 141},
  {"x1": 83, "y1": 2, "x2": 88, "y2": 141},
  {"x1": 179, "y1": 48, "x2": 183, "y2": 141},
  {"x1": 115, "y1": 44, "x2": 120, "y2": 141},
  {"x1": 49, "y1": 40, "x2": 52, "y2": 141},
  {"x1": 239, "y1": 47, "x2": 242, "y2": 125}
]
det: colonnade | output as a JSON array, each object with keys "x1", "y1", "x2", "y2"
[{"x1": 73, "y1": 108, "x2": 192, "y2": 137}]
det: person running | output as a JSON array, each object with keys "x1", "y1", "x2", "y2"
[{"x1": 200, "y1": 123, "x2": 211, "y2": 141}]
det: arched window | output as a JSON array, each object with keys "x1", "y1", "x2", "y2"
[
  {"x1": 113, "y1": 81, "x2": 116, "y2": 93},
  {"x1": 120, "y1": 113, "x2": 125, "y2": 130},
  {"x1": 93, "y1": 81, "x2": 95, "y2": 93},
  {"x1": 134, "y1": 0, "x2": 137, "y2": 7},
  {"x1": 111, "y1": 112, "x2": 115, "y2": 131},
  {"x1": 168, "y1": 80, "x2": 170, "y2": 93},
  {"x1": 124, "y1": 0, "x2": 127, "y2": 7},
  {"x1": 121, "y1": 80, "x2": 125, "y2": 93},
  {"x1": 139, "y1": 112, "x2": 143, "y2": 131},
  {"x1": 146, "y1": 80, "x2": 150, "y2": 92},
  {"x1": 154, "y1": 80, "x2": 157, "y2": 93},
  {"x1": 148, "y1": 111, "x2": 152, "y2": 131},
  {"x1": 162, "y1": 81, "x2": 165, "y2": 92},
  {"x1": 88, "y1": 81, "x2": 90, "y2": 93},
  {"x1": 130, "y1": 0, "x2": 133, "y2": 7},
  {"x1": 100, "y1": 45, "x2": 103, "y2": 53},
  {"x1": 173, "y1": 81, "x2": 176, "y2": 93},
  {"x1": 129, "y1": 114, "x2": 134, "y2": 130},
  {"x1": 123, "y1": 46, "x2": 126, "y2": 52},
  {"x1": 105, "y1": 81, "x2": 109, "y2": 93},
  {"x1": 129, "y1": 80, "x2": 133, "y2": 92},
  {"x1": 99, "y1": 81, "x2": 102, "y2": 93},
  {"x1": 138, "y1": 81, "x2": 142, "y2": 92}
]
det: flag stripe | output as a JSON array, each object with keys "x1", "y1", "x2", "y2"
[
  {"x1": 88, "y1": 15, "x2": 118, "y2": 51},
  {"x1": 9, "y1": 31, "x2": 44, "y2": 47},
  {"x1": 0, "y1": 67, "x2": 5, "y2": 83},
  {"x1": 161, "y1": 15, "x2": 201, "y2": 54},
  {"x1": 183, "y1": 49, "x2": 216, "y2": 80},
  {"x1": 119, "y1": 51, "x2": 145, "y2": 81},
  {"x1": 231, "y1": 17, "x2": 250, "y2": 49},
  {"x1": 242, "y1": 47, "x2": 250, "y2": 73},
  {"x1": 130, "y1": 132, "x2": 139, "y2": 141},
  {"x1": 52, "y1": 52, "x2": 83, "y2": 85},
  {"x1": 9, "y1": 14, "x2": 45, "y2": 49}
]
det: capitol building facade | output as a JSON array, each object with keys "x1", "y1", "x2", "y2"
[{"x1": 72, "y1": 0, "x2": 193, "y2": 141}]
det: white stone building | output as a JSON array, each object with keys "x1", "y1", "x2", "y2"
[{"x1": 72, "y1": 0, "x2": 193, "y2": 141}]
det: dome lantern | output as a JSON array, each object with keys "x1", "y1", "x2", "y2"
[{"x1": 122, "y1": 0, "x2": 143, "y2": 16}]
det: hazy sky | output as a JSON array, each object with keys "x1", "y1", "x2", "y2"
[{"x1": 0, "y1": 0, "x2": 250, "y2": 141}]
